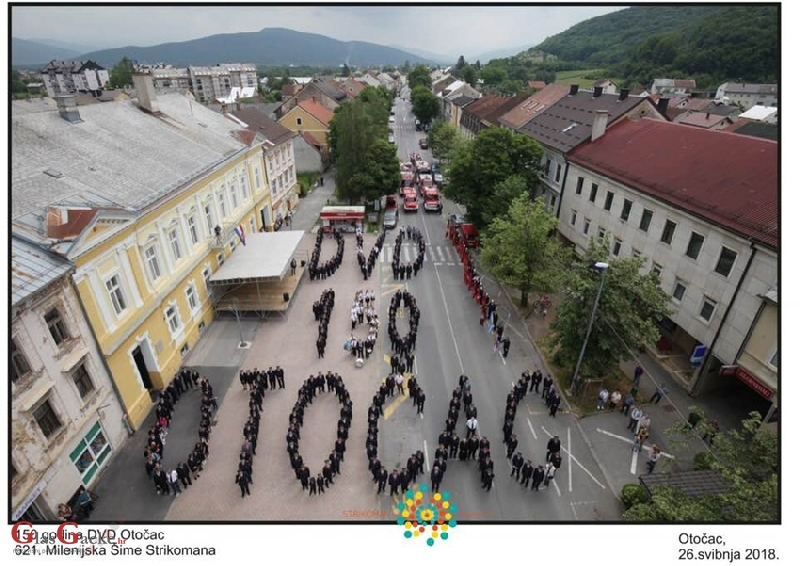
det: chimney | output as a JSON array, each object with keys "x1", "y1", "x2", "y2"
[
  {"x1": 54, "y1": 95, "x2": 81, "y2": 123},
  {"x1": 656, "y1": 97, "x2": 669, "y2": 115},
  {"x1": 569, "y1": 84, "x2": 579, "y2": 96},
  {"x1": 593, "y1": 86, "x2": 603, "y2": 98},
  {"x1": 591, "y1": 109, "x2": 609, "y2": 141},
  {"x1": 619, "y1": 88, "x2": 629, "y2": 101},
  {"x1": 132, "y1": 72, "x2": 160, "y2": 114}
]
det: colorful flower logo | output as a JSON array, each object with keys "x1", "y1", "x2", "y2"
[{"x1": 395, "y1": 484, "x2": 458, "y2": 546}]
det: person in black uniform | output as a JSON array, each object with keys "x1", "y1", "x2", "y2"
[
  {"x1": 506, "y1": 434, "x2": 518, "y2": 459},
  {"x1": 431, "y1": 466, "x2": 443, "y2": 493},
  {"x1": 377, "y1": 467, "x2": 388, "y2": 494},
  {"x1": 520, "y1": 460, "x2": 533, "y2": 487},
  {"x1": 510, "y1": 452, "x2": 524, "y2": 480},
  {"x1": 532, "y1": 465, "x2": 545, "y2": 491}
]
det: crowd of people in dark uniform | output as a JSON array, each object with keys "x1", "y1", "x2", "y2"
[
  {"x1": 309, "y1": 228, "x2": 344, "y2": 281},
  {"x1": 144, "y1": 368, "x2": 217, "y2": 497},
  {"x1": 288, "y1": 372, "x2": 352, "y2": 495},
  {"x1": 505, "y1": 369, "x2": 561, "y2": 492},
  {"x1": 235, "y1": 367, "x2": 285, "y2": 497},
  {"x1": 356, "y1": 229, "x2": 387, "y2": 280},
  {"x1": 391, "y1": 226, "x2": 426, "y2": 280},
  {"x1": 388, "y1": 290, "x2": 419, "y2": 358},
  {"x1": 347, "y1": 290, "x2": 378, "y2": 360},
  {"x1": 365, "y1": 376, "x2": 426, "y2": 495},
  {"x1": 313, "y1": 289, "x2": 335, "y2": 358},
  {"x1": 430, "y1": 375, "x2": 495, "y2": 492}
]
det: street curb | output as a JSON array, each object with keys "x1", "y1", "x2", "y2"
[{"x1": 573, "y1": 418, "x2": 623, "y2": 501}]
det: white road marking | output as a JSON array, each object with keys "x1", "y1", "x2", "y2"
[
  {"x1": 568, "y1": 427, "x2": 573, "y2": 493},
  {"x1": 423, "y1": 440, "x2": 431, "y2": 473},
  {"x1": 434, "y1": 262, "x2": 443, "y2": 266},
  {"x1": 596, "y1": 428, "x2": 675, "y2": 459},
  {"x1": 630, "y1": 448, "x2": 639, "y2": 475},
  {"x1": 444, "y1": 247, "x2": 454, "y2": 262},
  {"x1": 403, "y1": 246, "x2": 411, "y2": 263},
  {"x1": 437, "y1": 247, "x2": 445, "y2": 262},
  {"x1": 552, "y1": 479, "x2": 562, "y2": 497},
  {"x1": 541, "y1": 426, "x2": 606, "y2": 489},
  {"x1": 526, "y1": 418, "x2": 538, "y2": 440}
]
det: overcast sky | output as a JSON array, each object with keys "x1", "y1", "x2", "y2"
[{"x1": 12, "y1": 5, "x2": 624, "y2": 58}]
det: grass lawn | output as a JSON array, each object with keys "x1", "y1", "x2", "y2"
[
  {"x1": 555, "y1": 69, "x2": 624, "y2": 89},
  {"x1": 535, "y1": 334, "x2": 638, "y2": 416}
]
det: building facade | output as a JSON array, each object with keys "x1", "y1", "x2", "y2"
[
  {"x1": 559, "y1": 118, "x2": 777, "y2": 420},
  {"x1": 41, "y1": 60, "x2": 109, "y2": 97},
  {"x1": 12, "y1": 76, "x2": 273, "y2": 430},
  {"x1": 12, "y1": 236, "x2": 128, "y2": 521},
  {"x1": 715, "y1": 82, "x2": 778, "y2": 111},
  {"x1": 278, "y1": 99, "x2": 334, "y2": 158},
  {"x1": 188, "y1": 64, "x2": 258, "y2": 103}
]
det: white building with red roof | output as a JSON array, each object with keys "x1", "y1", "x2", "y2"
[{"x1": 561, "y1": 117, "x2": 777, "y2": 420}]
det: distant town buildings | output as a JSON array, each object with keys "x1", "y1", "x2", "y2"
[
  {"x1": 136, "y1": 63, "x2": 258, "y2": 103},
  {"x1": 40, "y1": 60, "x2": 110, "y2": 97},
  {"x1": 715, "y1": 82, "x2": 778, "y2": 111}
]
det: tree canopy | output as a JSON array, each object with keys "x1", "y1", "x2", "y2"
[
  {"x1": 407, "y1": 64, "x2": 432, "y2": 90},
  {"x1": 444, "y1": 127, "x2": 543, "y2": 229},
  {"x1": 625, "y1": 411, "x2": 778, "y2": 521},
  {"x1": 480, "y1": 193, "x2": 566, "y2": 307},
  {"x1": 329, "y1": 97, "x2": 397, "y2": 204},
  {"x1": 427, "y1": 120, "x2": 463, "y2": 164},
  {"x1": 549, "y1": 238, "x2": 671, "y2": 379},
  {"x1": 109, "y1": 57, "x2": 134, "y2": 89},
  {"x1": 410, "y1": 86, "x2": 440, "y2": 125}
]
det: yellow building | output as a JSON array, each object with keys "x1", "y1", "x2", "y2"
[
  {"x1": 12, "y1": 77, "x2": 274, "y2": 430},
  {"x1": 278, "y1": 98, "x2": 334, "y2": 159}
]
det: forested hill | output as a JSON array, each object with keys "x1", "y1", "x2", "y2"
[
  {"x1": 525, "y1": 5, "x2": 778, "y2": 87},
  {"x1": 532, "y1": 6, "x2": 723, "y2": 65}
]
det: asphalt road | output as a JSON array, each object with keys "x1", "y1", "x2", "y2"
[{"x1": 376, "y1": 89, "x2": 623, "y2": 521}]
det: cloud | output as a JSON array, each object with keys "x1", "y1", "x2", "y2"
[{"x1": 11, "y1": 5, "x2": 623, "y2": 57}]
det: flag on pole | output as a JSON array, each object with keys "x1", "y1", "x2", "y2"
[{"x1": 234, "y1": 223, "x2": 246, "y2": 246}]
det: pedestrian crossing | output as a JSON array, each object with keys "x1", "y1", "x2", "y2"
[{"x1": 379, "y1": 244, "x2": 462, "y2": 267}]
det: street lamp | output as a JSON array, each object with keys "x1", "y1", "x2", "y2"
[{"x1": 570, "y1": 261, "x2": 609, "y2": 395}]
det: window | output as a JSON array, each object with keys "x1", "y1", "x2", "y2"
[
  {"x1": 699, "y1": 296, "x2": 717, "y2": 322},
  {"x1": 583, "y1": 218, "x2": 591, "y2": 236},
  {"x1": 570, "y1": 210, "x2": 577, "y2": 226},
  {"x1": 652, "y1": 262, "x2": 663, "y2": 278},
  {"x1": 279, "y1": 176, "x2": 284, "y2": 190},
  {"x1": 672, "y1": 279, "x2": 687, "y2": 302},
  {"x1": 545, "y1": 159, "x2": 552, "y2": 177},
  {"x1": 612, "y1": 238, "x2": 622, "y2": 256},
  {"x1": 555, "y1": 164, "x2": 561, "y2": 183},
  {"x1": 715, "y1": 247, "x2": 738, "y2": 277},
  {"x1": 204, "y1": 203, "x2": 215, "y2": 235},
  {"x1": 44, "y1": 308, "x2": 69, "y2": 346},
  {"x1": 632, "y1": 248, "x2": 641, "y2": 259},
  {"x1": 254, "y1": 166, "x2": 262, "y2": 189},
  {"x1": 576, "y1": 177, "x2": 584, "y2": 195},
  {"x1": 11, "y1": 338, "x2": 31, "y2": 383},
  {"x1": 660, "y1": 219, "x2": 676, "y2": 245},
  {"x1": 105, "y1": 274, "x2": 127, "y2": 315},
  {"x1": 229, "y1": 181, "x2": 239, "y2": 209},
  {"x1": 686, "y1": 232, "x2": 705, "y2": 259},
  {"x1": 186, "y1": 284, "x2": 199, "y2": 312},
  {"x1": 296, "y1": 117, "x2": 303, "y2": 126},
  {"x1": 283, "y1": 171, "x2": 289, "y2": 186},
  {"x1": 217, "y1": 252, "x2": 225, "y2": 266},
  {"x1": 34, "y1": 400, "x2": 62, "y2": 438},
  {"x1": 72, "y1": 363, "x2": 95, "y2": 400},
  {"x1": 199, "y1": 321, "x2": 207, "y2": 333},
  {"x1": 187, "y1": 214, "x2": 199, "y2": 245},
  {"x1": 604, "y1": 191, "x2": 614, "y2": 211},
  {"x1": 70, "y1": 422, "x2": 111, "y2": 484},
  {"x1": 168, "y1": 228, "x2": 182, "y2": 261},
  {"x1": 589, "y1": 183, "x2": 599, "y2": 203},
  {"x1": 597, "y1": 226, "x2": 606, "y2": 240},
  {"x1": 165, "y1": 305, "x2": 181, "y2": 335},
  {"x1": 180, "y1": 343, "x2": 190, "y2": 357},
  {"x1": 144, "y1": 245, "x2": 161, "y2": 280},
  {"x1": 548, "y1": 193, "x2": 557, "y2": 210},
  {"x1": 240, "y1": 173, "x2": 249, "y2": 201},
  {"x1": 272, "y1": 180, "x2": 278, "y2": 195},
  {"x1": 640, "y1": 209, "x2": 653, "y2": 232},
  {"x1": 218, "y1": 191, "x2": 227, "y2": 218},
  {"x1": 202, "y1": 267, "x2": 211, "y2": 293},
  {"x1": 621, "y1": 199, "x2": 632, "y2": 222},
  {"x1": 249, "y1": 216, "x2": 256, "y2": 233}
]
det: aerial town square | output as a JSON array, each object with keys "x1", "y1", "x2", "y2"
[{"x1": 10, "y1": 4, "x2": 778, "y2": 526}]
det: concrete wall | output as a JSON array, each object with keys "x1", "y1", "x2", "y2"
[{"x1": 292, "y1": 134, "x2": 324, "y2": 174}]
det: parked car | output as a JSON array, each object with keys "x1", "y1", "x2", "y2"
[
  {"x1": 386, "y1": 194, "x2": 398, "y2": 210},
  {"x1": 419, "y1": 138, "x2": 429, "y2": 149},
  {"x1": 383, "y1": 208, "x2": 399, "y2": 229},
  {"x1": 389, "y1": 116, "x2": 396, "y2": 123},
  {"x1": 388, "y1": 133, "x2": 395, "y2": 144}
]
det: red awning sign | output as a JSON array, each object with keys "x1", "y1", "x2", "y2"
[{"x1": 733, "y1": 367, "x2": 773, "y2": 400}]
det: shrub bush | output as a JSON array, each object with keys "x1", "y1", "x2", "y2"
[
  {"x1": 693, "y1": 451, "x2": 715, "y2": 471},
  {"x1": 621, "y1": 483, "x2": 649, "y2": 509}
]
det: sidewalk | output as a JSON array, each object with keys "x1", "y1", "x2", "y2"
[{"x1": 291, "y1": 170, "x2": 336, "y2": 233}]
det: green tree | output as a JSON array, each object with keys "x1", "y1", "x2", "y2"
[
  {"x1": 346, "y1": 139, "x2": 401, "y2": 204},
  {"x1": 407, "y1": 64, "x2": 432, "y2": 90},
  {"x1": 341, "y1": 64, "x2": 351, "y2": 77},
  {"x1": 480, "y1": 194, "x2": 565, "y2": 307},
  {"x1": 626, "y1": 412, "x2": 778, "y2": 521},
  {"x1": 428, "y1": 121, "x2": 463, "y2": 163},
  {"x1": 462, "y1": 65, "x2": 477, "y2": 87},
  {"x1": 456, "y1": 55, "x2": 466, "y2": 70},
  {"x1": 11, "y1": 70, "x2": 29, "y2": 95},
  {"x1": 382, "y1": 65, "x2": 397, "y2": 73},
  {"x1": 109, "y1": 57, "x2": 134, "y2": 89},
  {"x1": 444, "y1": 127, "x2": 544, "y2": 229},
  {"x1": 410, "y1": 86, "x2": 440, "y2": 125},
  {"x1": 480, "y1": 64, "x2": 508, "y2": 85},
  {"x1": 549, "y1": 238, "x2": 671, "y2": 379}
]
